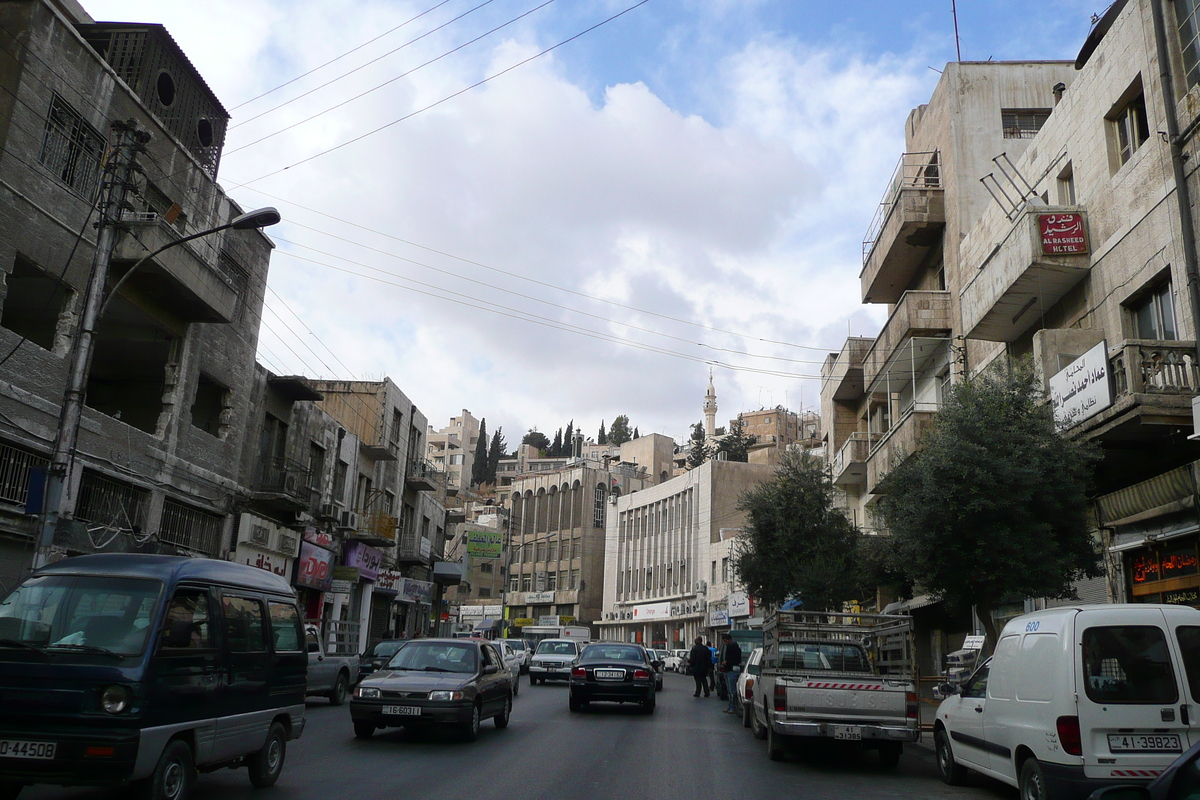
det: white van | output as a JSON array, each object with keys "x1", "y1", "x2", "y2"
[{"x1": 934, "y1": 605, "x2": 1200, "y2": 800}]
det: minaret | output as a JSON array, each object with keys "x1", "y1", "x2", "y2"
[{"x1": 704, "y1": 369, "x2": 718, "y2": 437}]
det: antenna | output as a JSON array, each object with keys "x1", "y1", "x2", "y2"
[{"x1": 951, "y1": 0, "x2": 962, "y2": 61}]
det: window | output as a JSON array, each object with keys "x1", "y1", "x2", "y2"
[
  {"x1": 721, "y1": 557, "x2": 729, "y2": 583},
  {"x1": 711, "y1": 561, "x2": 717, "y2": 584},
  {"x1": 547, "y1": 572, "x2": 557, "y2": 590},
  {"x1": 521, "y1": 574, "x2": 532, "y2": 593},
  {"x1": 509, "y1": 574, "x2": 519, "y2": 592},
  {"x1": 390, "y1": 408, "x2": 403, "y2": 446},
  {"x1": 548, "y1": 541, "x2": 558, "y2": 562},
  {"x1": 478, "y1": 587, "x2": 492, "y2": 598},
  {"x1": 1, "y1": 256, "x2": 70, "y2": 351},
  {"x1": 333, "y1": 461, "x2": 348, "y2": 503},
  {"x1": 1057, "y1": 161, "x2": 1076, "y2": 205},
  {"x1": 222, "y1": 596, "x2": 267, "y2": 652},
  {"x1": 1110, "y1": 91, "x2": 1150, "y2": 166},
  {"x1": 308, "y1": 443, "x2": 326, "y2": 491},
  {"x1": 190, "y1": 375, "x2": 228, "y2": 437},
  {"x1": 268, "y1": 601, "x2": 302, "y2": 652},
  {"x1": 1002, "y1": 108, "x2": 1051, "y2": 139},
  {"x1": 161, "y1": 589, "x2": 212, "y2": 650},
  {"x1": 1178, "y1": 0, "x2": 1200, "y2": 89},
  {"x1": 961, "y1": 663, "x2": 990, "y2": 699},
  {"x1": 559, "y1": 570, "x2": 568, "y2": 590},
  {"x1": 39, "y1": 94, "x2": 104, "y2": 197},
  {"x1": 594, "y1": 485, "x2": 606, "y2": 527},
  {"x1": 536, "y1": 542, "x2": 546, "y2": 562},
  {"x1": 479, "y1": 562, "x2": 493, "y2": 573},
  {"x1": 449, "y1": 454, "x2": 463, "y2": 465},
  {"x1": 570, "y1": 569, "x2": 580, "y2": 590},
  {"x1": 1082, "y1": 626, "x2": 1178, "y2": 704},
  {"x1": 1130, "y1": 282, "x2": 1178, "y2": 340},
  {"x1": 535, "y1": 571, "x2": 547, "y2": 591}
]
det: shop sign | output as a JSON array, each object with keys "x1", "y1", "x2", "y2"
[
  {"x1": 484, "y1": 605, "x2": 503, "y2": 616},
  {"x1": 525, "y1": 591, "x2": 555, "y2": 604},
  {"x1": 375, "y1": 570, "x2": 403, "y2": 595},
  {"x1": 460, "y1": 605, "x2": 486, "y2": 617},
  {"x1": 539, "y1": 615, "x2": 561, "y2": 626},
  {"x1": 233, "y1": 542, "x2": 291, "y2": 578},
  {"x1": 465, "y1": 529, "x2": 503, "y2": 560},
  {"x1": 512, "y1": 618, "x2": 535, "y2": 627},
  {"x1": 303, "y1": 527, "x2": 335, "y2": 549},
  {"x1": 295, "y1": 541, "x2": 334, "y2": 591},
  {"x1": 399, "y1": 578, "x2": 433, "y2": 605},
  {"x1": 1164, "y1": 588, "x2": 1200, "y2": 606},
  {"x1": 1049, "y1": 340, "x2": 1112, "y2": 430},
  {"x1": 708, "y1": 608, "x2": 729, "y2": 627},
  {"x1": 344, "y1": 541, "x2": 382, "y2": 581},
  {"x1": 331, "y1": 566, "x2": 360, "y2": 583},
  {"x1": 1039, "y1": 213, "x2": 1088, "y2": 255},
  {"x1": 962, "y1": 635, "x2": 987, "y2": 651},
  {"x1": 631, "y1": 602, "x2": 671, "y2": 621},
  {"x1": 728, "y1": 591, "x2": 751, "y2": 618},
  {"x1": 329, "y1": 579, "x2": 353, "y2": 595},
  {"x1": 559, "y1": 616, "x2": 576, "y2": 624}
]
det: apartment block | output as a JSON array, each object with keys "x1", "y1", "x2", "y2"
[{"x1": 426, "y1": 409, "x2": 480, "y2": 493}]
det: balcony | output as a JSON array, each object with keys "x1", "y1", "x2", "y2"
[
  {"x1": 112, "y1": 214, "x2": 240, "y2": 323},
  {"x1": 862, "y1": 291, "x2": 953, "y2": 388},
  {"x1": 831, "y1": 433, "x2": 870, "y2": 486},
  {"x1": 866, "y1": 407, "x2": 939, "y2": 493},
  {"x1": 250, "y1": 457, "x2": 313, "y2": 511},
  {"x1": 396, "y1": 531, "x2": 434, "y2": 564},
  {"x1": 861, "y1": 152, "x2": 945, "y2": 305},
  {"x1": 822, "y1": 337, "x2": 875, "y2": 402},
  {"x1": 1065, "y1": 340, "x2": 1199, "y2": 442},
  {"x1": 352, "y1": 510, "x2": 398, "y2": 547},
  {"x1": 405, "y1": 457, "x2": 445, "y2": 491},
  {"x1": 961, "y1": 206, "x2": 1091, "y2": 342}
]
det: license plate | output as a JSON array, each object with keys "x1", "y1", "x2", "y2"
[
  {"x1": 832, "y1": 726, "x2": 862, "y2": 741},
  {"x1": 1108, "y1": 734, "x2": 1182, "y2": 753},
  {"x1": 0, "y1": 740, "x2": 56, "y2": 760},
  {"x1": 595, "y1": 669, "x2": 624, "y2": 680},
  {"x1": 382, "y1": 705, "x2": 421, "y2": 717}
]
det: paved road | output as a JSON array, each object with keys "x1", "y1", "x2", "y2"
[{"x1": 25, "y1": 672, "x2": 1016, "y2": 800}]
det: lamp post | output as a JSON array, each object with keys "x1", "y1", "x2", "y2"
[{"x1": 32, "y1": 199, "x2": 281, "y2": 569}]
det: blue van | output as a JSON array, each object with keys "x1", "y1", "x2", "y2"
[{"x1": 0, "y1": 554, "x2": 307, "y2": 800}]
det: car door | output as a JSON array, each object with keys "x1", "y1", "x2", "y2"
[
  {"x1": 480, "y1": 644, "x2": 506, "y2": 712},
  {"x1": 306, "y1": 627, "x2": 333, "y2": 690},
  {"x1": 213, "y1": 593, "x2": 271, "y2": 762},
  {"x1": 945, "y1": 659, "x2": 992, "y2": 770}
]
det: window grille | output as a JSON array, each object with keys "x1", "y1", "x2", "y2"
[
  {"x1": 158, "y1": 498, "x2": 223, "y2": 555},
  {"x1": 1001, "y1": 108, "x2": 1051, "y2": 139},
  {"x1": 75, "y1": 470, "x2": 149, "y2": 530},
  {"x1": 0, "y1": 442, "x2": 48, "y2": 506},
  {"x1": 39, "y1": 95, "x2": 104, "y2": 197}
]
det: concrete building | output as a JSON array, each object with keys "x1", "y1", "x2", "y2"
[
  {"x1": 598, "y1": 459, "x2": 776, "y2": 647},
  {"x1": 426, "y1": 409, "x2": 480, "y2": 493},
  {"x1": 442, "y1": 506, "x2": 507, "y2": 635},
  {"x1": 0, "y1": 1, "x2": 275, "y2": 587}
]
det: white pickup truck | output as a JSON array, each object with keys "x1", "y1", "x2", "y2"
[
  {"x1": 304, "y1": 625, "x2": 359, "y2": 705},
  {"x1": 752, "y1": 610, "x2": 919, "y2": 766}
]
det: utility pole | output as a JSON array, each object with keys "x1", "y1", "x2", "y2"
[{"x1": 33, "y1": 120, "x2": 148, "y2": 570}]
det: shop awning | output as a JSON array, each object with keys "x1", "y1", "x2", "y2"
[{"x1": 882, "y1": 594, "x2": 937, "y2": 613}]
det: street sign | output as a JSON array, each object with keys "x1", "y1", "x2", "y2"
[
  {"x1": 465, "y1": 529, "x2": 503, "y2": 559},
  {"x1": 963, "y1": 635, "x2": 986, "y2": 650}
]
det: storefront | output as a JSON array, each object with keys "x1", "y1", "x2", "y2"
[
  {"x1": 397, "y1": 577, "x2": 434, "y2": 637},
  {"x1": 344, "y1": 541, "x2": 384, "y2": 651},
  {"x1": 233, "y1": 513, "x2": 297, "y2": 581},
  {"x1": 295, "y1": 535, "x2": 335, "y2": 621},
  {"x1": 1123, "y1": 531, "x2": 1200, "y2": 606}
]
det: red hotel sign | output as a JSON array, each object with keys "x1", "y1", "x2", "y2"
[{"x1": 1039, "y1": 213, "x2": 1088, "y2": 255}]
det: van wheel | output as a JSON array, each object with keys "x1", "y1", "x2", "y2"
[
  {"x1": 353, "y1": 721, "x2": 375, "y2": 740},
  {"x1": 0, "y1": 781, "x2": 23, "y2": 800},
  {"x1": 328, "y1": 672, "x2": 349, "y2": 706},
  {"x1": 141, "y1": 739, "x2": 195, "y2": 800},
  {"x1": 247, "y1": 722, "x2": 286, "y2": 788},
  {"x1": 1020, "y1": 758, "x2": 1048, "y2": 800},
  {"x1": 878, "y1": 742, "x2": 902, "y2": 769},
  {"x1": 936, "y1": 728, "x2": 968, "y2": 785}
]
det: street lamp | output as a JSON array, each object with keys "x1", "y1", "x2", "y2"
[{"x1": 33, "y1": 205, "x2": 282, "y2": 569}]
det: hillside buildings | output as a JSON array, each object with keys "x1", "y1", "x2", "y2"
[{"x1": 426, "y1": 409, "x2": 480, "y2": 493}]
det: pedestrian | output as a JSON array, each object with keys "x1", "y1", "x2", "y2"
[
  {"x1": 706, "y1": 640, "x2": 718, "y2": 693},
  {"x1": 688, "y1": 636, "x2": 711, "y2": 697},
  {"x1": 720, "y1": 633, "x2": 743, "y2": 714}
]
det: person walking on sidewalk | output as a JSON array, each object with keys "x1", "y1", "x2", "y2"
[
  {"x1": 706, "y1": 640, "x2": 718, "y2": 694},
  {"x1": 720, "y1": 633, "x2": 743, "y2": 713},
  {"x1": 688, "y1": 636, "x2": 711, "y2": 697}
]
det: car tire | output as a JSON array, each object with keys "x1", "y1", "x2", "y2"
[
  {"x1": 751, "y1": 705, "x2": 767, "y2": 740},
  {"x1": 247, "y1": 722, "x2": 287, "y2": 788},
  {"x1": 353, "y1": 721, "x2": 375, "y2": 740},
  {"x1": 742, "y1": 700, "x2": 753, "y2": 728},
  {"x1": 642, "y1": 693, "x2": 656, "y2": 714},
  {"x1": 877, "y1": 742, "x2": 902, "y2": 769},
  {"x1": 461, "y1": 704, "x2": 481, "y2": 742},
  {"x1": 140, "y1": 738, "x2": 195, "y2": 800},
  {"x1": 495, "y1": 694, "x2": 512, "y2": 729},
  {"x1": 1019, "y1": 757, "x2": 1048, "y2": 800},
  {"x1": 766, "y1": 720, "x2": 785, "y2": 762},
  {"x1": 935, "y1": 728, "x2": 968, "y2": 785},
  {"x1": 0, "y1": 782, "x2": 23, "y2": 800},
  {"x1": 328, "y1": 672, "x2": 349, "y2": 706}
]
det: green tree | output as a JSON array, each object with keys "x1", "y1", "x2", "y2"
[
  {"x1": 715, "y1": 418, "x2": 755, "y2": 462},
  {"x1": 732, "y1": 449, "x2": 859, "y2": 610},
  {"x1": 609, "y1": 415, "x2": 633, "y2": 445},
  {"x1": 550, "y1": 428, "x2": 563, "y2": 457},
  {"x1": 470, "y1": 418, "x2": 488, "y2": 486},
  {"x1": 633, "y1": 427, "x2": 640, "y2": 439},
  {"x1": 523, "y1": 428, "x2": 551, "y2": 454},
  {"x1": 485, "y1": 427, "x2": 507, "y2": 485},
  {"x1": 875, "y1": 362, "x2": 1101, "y2": 645},
  {"x1": 564, "y1": 420, "x2": 574, "y2": 458},
  {"x1": 685, "y1": 422, "x2": 709, "y2": 469},
  {"x1": 597, "y1": 421, "x2": 607, "y2": 445}
]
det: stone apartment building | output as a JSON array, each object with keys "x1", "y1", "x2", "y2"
[
  {"x1": 0, "y1": 0, "x2": 275, "y2": 588},
  {"x1": 426, "y1": 409, "x2": 479, "y2": 493}
]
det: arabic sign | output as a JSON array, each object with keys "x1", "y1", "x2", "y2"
[
  {"x1": 512, "y1": 618, "x2": 535, "y2": 627},
  {"x1": 460, "y1": 605, "x2": 486, "y2": 617},
  {"x1": 962, "y1": 635, "x2": 987, "y2": 650},
  {"x1": 465, "y1": 529, "x2": 503, "y2": 560},
  {"x1": 375, "y1": 570, "x2": 403, "y2": 595},
  {"x1": 631, "y1": 602, "x2": 671, "y2": 621},
  {"x1": 728, "y1": 591, "x2": 751, "y2": 618},
  {"x1": 344, "y1": 541, "x2": 382, "y2": 581},
  {"x1": 302, "y1": 526, "x2": 335, "y2": 549},
  {"x1": 399, "y1": 578, "x2": 433, "y2": 605},
  {"x1": 329, "y1": 579, "x2": 353, "y2": 594},
  {"x1": 234, "y1": 542, "x2": 291, "y2": 578},
  {"x1": 525, "y1": 591, "x2": 555, "y2": 604},
  {"x1": 1039, "y1": 213, "x2": 1088, "y2": 255},
  {"x1": 709, "y1": 608, "x2": 729, "y2": 627},
  {"x1": 295, "y1": 541, "x2": 334, "y2": 591},
  {"x1": 1049, "y1": 340, "x2": 1112, "y2": 430}
]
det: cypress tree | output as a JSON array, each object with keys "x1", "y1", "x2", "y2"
[{"x1": 471, "y1": 418, "x2": 488, "y2": 485}]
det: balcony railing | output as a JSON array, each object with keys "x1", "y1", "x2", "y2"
[
  {"x1": 862, "y1": 150, "x2": 943, "y2": 252},
  {"x1": 405, "y1": 457, "x2": 445, "y2": 491},
  {"x1": 253, "y1": 457, "x2": 313, "y2": 505},
  {"x1": 866, "y1": 405, "x2": 939, "y2": 493},
  {"x1": 357, "y1": 510, "x2": 399, "y2": 543},
  {"x1": 831, "y1": 433, "x2": 870, "y2": 486},
  {"x1": 1111, "y1": 341, "x2": 1199, "y2": 397},
  {"x1": 397, "y1": 531, "x2": 433, "y2": 563}
]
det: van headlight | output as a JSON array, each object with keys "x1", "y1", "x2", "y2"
[
  {"x1": 428, "y1": 690, "x2": 464, "y2": 701},
  {"x1": 101, "y1": 685, "x2": 130, "y2": 714},
  {"x1": 356, "y1": 686, "x2": 381, "y2": 699}
]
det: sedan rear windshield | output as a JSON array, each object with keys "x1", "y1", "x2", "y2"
[
  {"x1": 1082, "y1": 625, "x2": 1178, "y2": 704},
  {"x1": 581, "y1": 645, "x2": 645, "y2": 663},
  {"x1": 778, "y1": 642, "x2": 871, "y2": 672},
  {"x1": 504, "y1": 640, "x2": 527, "y2": 651},
  {"x1": 536, "y1": 641, "x2": 578, "y2": 656},
  {"x1": 388, "y1": 642, "x2": 478, "y2": 673}
]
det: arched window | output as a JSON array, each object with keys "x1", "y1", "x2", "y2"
[{"x1": 593, "y1": 484, "x2": 607, "y2": 527}]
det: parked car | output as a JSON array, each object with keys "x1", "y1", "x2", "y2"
[
  {"x1": 503, "y1": 638, "x2": 533, "y2": 673},
  {"x1": 493, "y1": 639, "x2": 522, "y2": 696},
  {"x1": 358, "y1": 638, "x2": 406, "y2": 683},
  {"x1": 646, "y1": 649, "x2": 666, "y2": 690},
  {"x1": 934, "y1": 605, "x2": 1200, "y2": 800},
  {"x1": 735, "y1": 647, "x2": 764, "y2": 729},
  {"x1": 1088, "y1": 737, "x2": 1200, "y2": 799},
  {"x1": 568, "y1": 642, "x2": 658, "y2": 714},
  {"x1": 664, "y1": 649, "x2": 688, "y2": 672},
  {"x1": 0, "y1": 554, "x2": 307, "y2": 800},
  {"x1": 529, "y1": 639, "x2": 582, "y2": 684},
  {"x1": 305, "y1": 625, "x2": 359, "y2": 704},
  {"x1": 350, "y1": 638, "x2": 513, "y2": 742}
]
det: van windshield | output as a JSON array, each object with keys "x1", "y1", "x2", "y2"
[
  {"x1": 0, "y1": 574, "x2": 162, "y2": 657},
  {"x1": 1082, "y1": 625, "x2": 1178, "y2": 704},
  {"x1": 536, "y1": 641, "x2": 578, "y2": 656}
]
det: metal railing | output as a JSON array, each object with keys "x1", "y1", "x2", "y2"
[
  {"x1": 253, "y1": 457, "x2": 313, "y2": 498},
  {"x1": 158, "y1": 498, "x2": 223, "y2": 556},
  {"x1": 1111, "y1": 341, "x2": 1200, "y2": 397},
  {"x1": 307, "y1": 618, "x2": 361, "y2": 656},
  {"x1": 862, "y1": 150, "x2": 942, "y2": 265},
  {"x1": 358, "y1": 510, "x2": 398, "y2": 542},
  {"x1": 397, "y1": 530, "x2": 433, "y2": 562},
  {"x1": 0, "y1": 442, "x2": 47, "y2": 507},
  {"x1": 405, "y1": 457, "x2": 446, "y2": 484},
  {"x1": 75, "y1": 470, "x2": 149, "y2": 531}
]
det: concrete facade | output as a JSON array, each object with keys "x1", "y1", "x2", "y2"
[{"x1": 426, "y1": 409, "x2": 479, "y2": 493}]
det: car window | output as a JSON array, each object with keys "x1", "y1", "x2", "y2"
[
  {"x1": 389, "y1": 642, "x2": 479, "y2": 673},
  {"x1": 536, "y1": 641, "x2": 578, "y2": 655},
  {"x1": 160, "y1": 589, "x2": 213, "y2": 650},
  {"x1": 1082, "y1": 626, "x2": 1178, "y2": 704},
  {"x1": 778, "y1": 642, "x2": 870, "y2": 672},
  {"x1": 1165, "y1": 751, "x2": 1200, "y2": 800},
  {"x1": 581, "y1": 644, "x2": 645, "y2": 662},
  {"x1": 268, "y1": 601, "x2": 302, "y2": 652},
  {"x1": 370, "y1": 641, "x2": 404, "y2": 659},
  {"x1": 505, "y1": 640, "x2": 526, "y2": 651},
  {"x1": 962, "y1": 663, "x2": 990, "y2": 699},
  {"x1": 0, "y1": 574, "x2": 161, "y2": 656},
  {"x1": 223, "y1": 596, "x2": 267, "y2": 653}
]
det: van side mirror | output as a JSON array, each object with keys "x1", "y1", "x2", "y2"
[
  {"x1": 651, "y1": 660, "x2": 664, "y2": 670},
  {"x1": 934, "y1": 682, "x2": 959, "y2": 700},
  {"x1": 483, "y1": 664, "x2": 499, "y2": 675}
]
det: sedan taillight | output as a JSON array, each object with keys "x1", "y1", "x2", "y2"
[
  {"x1": 745, "y1": 678, "x2": 754, "y2": 700},
  {"x1": 633, "y1": 669, "x2": 650, "y2": 680},
  {"x1": 571, "y1": 667, "x2": 586, "y2": 678}
]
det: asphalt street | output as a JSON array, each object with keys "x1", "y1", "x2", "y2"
[{"x1": 24, "y1": 672, "x2": 1017, "y2": 800}]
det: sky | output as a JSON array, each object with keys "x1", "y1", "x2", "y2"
[{"x1": 85, "y1": 0, "x2": 1099, "y2": 447}]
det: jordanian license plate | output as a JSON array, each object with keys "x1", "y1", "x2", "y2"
[
  {"x1": 382, "y1": 706, "x2": 421, "y2": 717},
  {"x1": 595, "y1": 670, "x2": 624, "y2": 680},
  {"x1": 0, "y1": 739, "x2": 56, "y2": 759},
  {"x1": 1108, "y1": 734, "x2": 1182, "y2": 753},
  {"x1": 832, "y1": 726, "x2": 862, "y2": 741}
]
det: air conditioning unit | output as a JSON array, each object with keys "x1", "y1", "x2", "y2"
[
  {"x1": 284, "y1": 474, "x2": 298, "y2": 493},
  {"x1": 317, "y1": 503, "x2": 338, "y2": 521},
  {"x1": 338, "y1": 511, "x2": 358, "y2": 531}
]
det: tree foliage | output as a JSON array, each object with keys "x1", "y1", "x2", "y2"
[
  {"x1": 522, "y1": 428, "x2": 551, "y2": 454},
  {"x1": 609, "y1": 415, "x2": 633, "y2": 445},
  {"x1": 633, "y1": 427, "x2": 640, "y2": 439},
  {"x1": 484, "y1": 427, "x2": 506, "y2": 485},
  {"x1": 715, "y1": 418, "x2": 755, "y2": 462},
  {"x1": 732, "y1": 450, "x2": 859, "y2": 610},
  {"x1": 685, "y1": 422, "x2": 709, "y2": 469},
  {"x1": 874, "y1": 362, "x2": 1101, "y2": 644},
  {"x1": 597, "y1": 421, "x2": 607, "y2": 445},
  {"x1": 564, "y1": 420, "x2": 575, "y2": 458},
  {"x1": 550, "y1": 428, "x2": 563, "y2": 457},
  {"x1": 470, "y1": 418, "x2": 488, "y2": 486}
]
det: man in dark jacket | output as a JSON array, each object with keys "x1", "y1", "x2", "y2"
[
  {"x1": 721, "y1": 633, "x2": 743, "y2": 713},
  {"x1": 688, "y1": 636, "x2": 711, "y2": 697}
]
